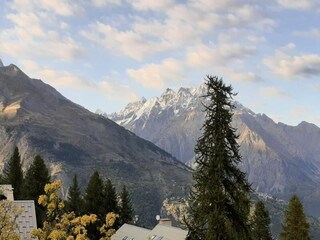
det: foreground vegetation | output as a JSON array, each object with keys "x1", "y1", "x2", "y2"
[{"x1": 0, "y1": 148, "x2": 134, "y2": 239}]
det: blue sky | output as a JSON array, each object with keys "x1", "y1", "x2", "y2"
[{"x1": 0, "y1": 0, "x2": 319, "y2": 126}]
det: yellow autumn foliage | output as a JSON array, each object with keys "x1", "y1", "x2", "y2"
[
  {"x1": 32, "y1": 180, "x2": 117, "y2": 240},
  {"x1": 100, "y1": 212, "x2": 118, "y2": 240},
  {"x1": 0, "y1": 200, "x2": 21, "y2": 240}
]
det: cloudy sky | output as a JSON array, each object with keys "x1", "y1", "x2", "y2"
[{"x1": 0, "y1": 0, "x2": 319, "y2": 126}]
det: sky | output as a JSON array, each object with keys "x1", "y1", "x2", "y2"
[{"x1": 0, "y1": 0, "x2": 319, "y2": 127}]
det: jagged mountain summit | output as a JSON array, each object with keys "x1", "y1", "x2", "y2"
[
  {"x1": 0, "y1": 63, "x2": 192, "y2": 225},
  {"x1": 109, "y1": 83, "x2": 320, "y2": 217},
  {"x1": 108, "y1": 83, "x2": 256, "y2": 164},
  {"x1": 108, "y1": 83, "x2": 208, "y2": 164}
]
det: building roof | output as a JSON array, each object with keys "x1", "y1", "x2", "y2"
[
  {"x1": 0, "y1": 184, "x2": 14, "y2": 201},
  {"x1": 13, "y1": 200, "x2": 37, "y2": 240},
  {"x1": 149, "y1": 224, "x2": 188, "y2": 240},
  {"x1": 111, "y1": 223, "x2": 151, "y2": 240},
  {"x1": 112, "y1": 223, "x2": 188, "y2": 240},
  {"x1": 0, "y1": 185, "x2": 37, "y2": 239}
]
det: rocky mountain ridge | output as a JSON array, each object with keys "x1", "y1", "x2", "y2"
[
  {"x1": 109, "y1": 83, "x2": 320, "y2": 217},
  {"x1": 0, "y1": 63, "x2": 192, "y2": 226}
]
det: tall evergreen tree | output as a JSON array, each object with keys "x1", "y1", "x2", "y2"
[
  {"x1": 23, "y1": 155, "x2": 50, "y2": 200},
  {"x1": 252, "y1": 201, "x2": 273, "y2": 240},
  {"x1": 2, "y1": 147, "x2": 24, "y2": 199},
  {"x1": 66, "y1": 174, "x2": 83, "y2": 216},
  {"x1": 84, "y1": 171, "x2": 106, "y2": 218},
  {"x1": 104, "y1": 178, "x2": 119, "y2": 214},
  {"x1": 23, "y1": 155, "x2": 50, "y2": 227},
  {"x1": 83, "y1": 171, "x2": 107, "y2": 239},
  {"x1": 280, "y1": 195, "x2": 310, "y2": 240},
  {"x1": 186, "y1": 76, "x2": 252, "y2": 240},
  {"x1": 119, "y1": 185, "x2": 134, "y2": 226}
]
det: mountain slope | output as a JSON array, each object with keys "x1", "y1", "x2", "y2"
[
  {"x1": 109, "y1": 84, "x2": 320, "y2": 217},
  {"x1": 0, "y1": 64, "x2": 192, "y2": 226}
]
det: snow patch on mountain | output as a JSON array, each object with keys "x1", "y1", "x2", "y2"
[
  {"x1": 106, "y1": 83, "x2": 256, "y2": 128},
  {"x1": 107, "y1": 87, "x2": 200, "y2": 127}
]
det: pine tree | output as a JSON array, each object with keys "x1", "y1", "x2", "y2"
[
  {"x1": 280, "y1": 195, "x2": 310, "y2": 240},
  {"x1": 83, "y1": 171, "x2": 107, "y2": 239},
  {"x1": 186, "y1": 76, "x2": 252, "y2": 240},
  {"x1": 104, "y1": 178, "x2": 119, "y2": 214},
  {"x1": 83, "y1": 171, "x2": 106, "y2": 218},
  {"x1": 252, "y1": 201, "x2": 273, "y2": 240},
  {"x1": 23, "y1": 155, "x2": 50, "y2": 200},
  {"x1": 2, "y1": 147, "x2": 24, "y2": 199},
  {"x1": 66, "y1": 174, "x2": 83, "y2": 216},
  {"x1": 23, "y1": 155, "x2": 50, "y2": 227},
  {"x1": 119, "y1": 185, "x2": 134, "y2": 226}
]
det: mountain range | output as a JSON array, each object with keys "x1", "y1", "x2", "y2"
[
  {"x1": 109, "y1": 84, "x2": 320, "y2": 217},
  {"x1": 2, "y1": 61, "x2": 320, "y2": 237},
  {"x1": 0, "y1": 63, "x2": 192, "y2": 226}
]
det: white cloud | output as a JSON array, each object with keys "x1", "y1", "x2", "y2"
[
  {"x1": 60, "y1": 22, "x2": 69, "y2": 30},
  {"x1": 127, "y1": 58, "x2": 187, "y2": 89},
  {"x1": 133, "y1": 17, "x2": 204, "y2": 46},
  {"x1": 20, "y1": 59, "x2": 40, "y2": 71},
  {"x1": 186, "y1": 43, "x2": 256, "y2": 67},
  {"x1": 81, "y1": 22, "x2": 172, "y2": 60},
  {"x1": 10, "y1": 0, "x2": 84, "y2": 16},
  {"x1": 33, "y1": 67, "x2": 138, "y2": 103},
  {"x1": 5, "y1": 13, "x2": 45, "y2": 39},
  {"x1": 277, "y1": 0, "x2": 320, "y2": 10},
  {"x1": 185, "y1": 40, "x2": 262, "y2": 83},
  {"x1": 259, "y1": 87, "x2": 288, "y2": 97},
  {"x1": 247, "y1": 35, "x2": 267, "y2": 43},
  {"x1": 293, "y1": 28, "x2": 320, "y2": 39},
  {"x1": 130, "y1": 0, "x2": 175, "y2": 11},
  {"x1": 0, "y1": 30, "x2": 85, "y2": 61},
  {"x1": 264, "y1": 51, "x2": 320, "y2": 78},
  {"x1": 81, "y1": 0, "x2": 274, "y2": 60},
  {"x1": 224, "y1": 69, "x2": 263, "y2": 83},
  {"x1": 91, "y1": 0, "x2": 122, "y2": 7},
  {"x1": 36, "y1": 69, "x2": 90, "y2": 88},
  {"x1": 280, "y1": 43, "x2": 296, "y2": 51},
  {"x1": 0, "y1": 8, "x2": 85, "y2": 61},
  {"x1": 99, "y1": 80, "x2": 139, "y2": 103}
]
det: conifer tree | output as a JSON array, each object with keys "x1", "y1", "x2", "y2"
[
  {"x1": 66, "y1": 174, "x2": 83, "y2": 216},
  {"x1": 23, "y1": 155, "x2": 50, "y2": 200},
  {"x1": 83, "y1": 171, "x2": 106, "y2": 219},
  {"x1": 252, "y1": 201, "x2": 273, "y2": 240},
  {"x1": 104, "y1": 179, "x2": 119, "y2": 214},
  {"x1": 23, "y1": 155, "x2": 50, "y2": 227},
  {"x1": 280, "y1": 195, "x2": 310, "y2": 240},
  {"x1": 186, "y1": 76, "x2": 252, "y2": 240},
  {"x1": 2, "y1": 147, "x2": 24, "y2": 199},
  {"x1": 83, "y1": 171, "x2": 107, "y2": 239},
  {"x1": 119, "y1": 185, "x2": 134, "y2": 226}
]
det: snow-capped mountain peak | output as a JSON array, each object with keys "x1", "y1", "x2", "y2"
[
  {"x1": 108, "y1": 84, "x2": 207, "y2": 126},
  {"x1": 108, "y1": 83, "x2": 256, "y2": 127}
]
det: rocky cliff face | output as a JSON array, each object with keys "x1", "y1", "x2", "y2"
[
  {"x1": 109, "y1": 84, "x2": 320, "y2": 216},
  {"x1": 109, "y1": 84, "x2": 207, "y2": 164},
  {"x1": 0, "y1": 63, "x2": 192, "y2": 226}
]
